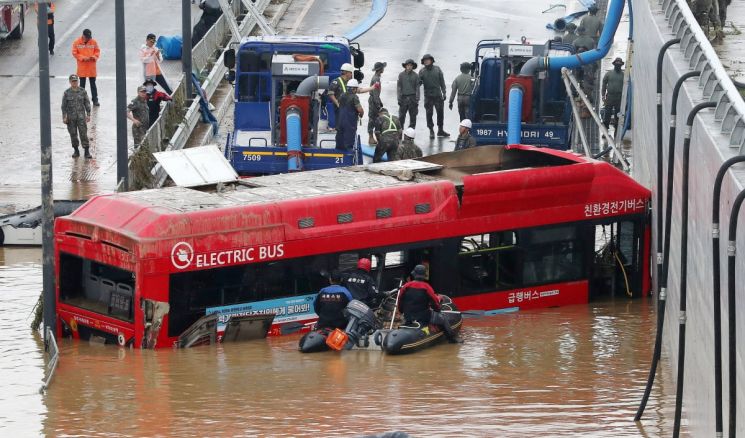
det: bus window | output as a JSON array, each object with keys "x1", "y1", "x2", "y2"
[
  {"x1": 168, "y1": 254, "x2": 332, "y2": 337},
  {"x1": 521, "y1": 225, "x2": 584, "y2": 285},
  {"x1": 457, "y1": 232, "x2": 519, "y2": 294},
  {"x1": 59, "y1": 253, "x2": 135, "y2": 322}
]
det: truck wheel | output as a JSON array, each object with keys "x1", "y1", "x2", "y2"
[{"x1": 8, "y1": 5, "x2": 24, "y2": 40}]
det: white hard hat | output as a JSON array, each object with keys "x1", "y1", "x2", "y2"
[
  {"x1": 404, "y1": 127, "x2": 416, "y2": 138},
  {"x1": 347, "y1": 79, "x2": 360, "y2": 88},
  {"x1": 340, "y1": 63, "x2": 355, "y2": 73},
  {"x1": 459, "y1": 119, "x2": 472, "y2": 129}
]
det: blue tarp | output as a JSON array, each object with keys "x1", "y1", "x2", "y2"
[
  {"x1": 157, "y1": 35, "x2": 183, "y2": 60},
  {"x1": 343, "y1": 0, "x2": 388, "y2": 41}
]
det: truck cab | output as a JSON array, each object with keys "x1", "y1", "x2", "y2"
[
  {"x1": 225, "y1": 35, "x2": 364, "y2": 176},
  {"x1": 469, "y1": 39, "x2": 575, "y2": 149}
]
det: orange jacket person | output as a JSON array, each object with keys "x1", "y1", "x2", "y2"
[
  {"x1": 34, "y1": 2, "x2": 55, "y2": 55},
  {"x1": 72, "y1": 29, "x2": 101, "y2": 106}
]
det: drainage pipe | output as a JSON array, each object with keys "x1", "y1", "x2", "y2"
[
  {"x1": 296, "y1": 75, "x2": 330, "y2": 97},
  {"x1": 712, "y1": 155, "x2": 745, "y2": 437},
  {"x1": 286, "y1": 107, "x2": 303, "y2": 171},
  {"x1": 507, "y1": 85, "x2": 524, "y2": 145},
  {"x1": 635, "y1": 37, "x2": 680, "y2": 422},
  {"x1": 521, "y1": 0, "x2": 625, "y2": 75},
  {"x1": 727, "y1": 188, "x2": 745, "y2": 438},
  {"x1": 672, "y1": 101, "x2": 717, "y2": 437}
]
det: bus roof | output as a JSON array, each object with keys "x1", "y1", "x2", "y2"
[{"x1": 57, "y1": 146, "x2": 650, "y2": 244}]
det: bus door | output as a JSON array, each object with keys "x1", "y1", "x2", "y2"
[{"x1": 590, "y1": 217, "x2": 645, "y2": 298}]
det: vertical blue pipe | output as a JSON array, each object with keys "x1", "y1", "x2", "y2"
[
  {"x1": 507, "y1": 85, "x2": 524, "y2": 144},
  {"x1": 286, "y1": 108, "x2": 303, "y2": 171}
]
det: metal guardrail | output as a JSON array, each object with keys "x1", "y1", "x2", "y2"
[
  {"x1": 130, "y1": 0, "x2": 271, "y2": 189},
  {"x1": 39, "y1": 326, "x2": 59, "y2": 393},
  {"x1": 661, "y1": 0, "x2": 745, "y2": 153}
]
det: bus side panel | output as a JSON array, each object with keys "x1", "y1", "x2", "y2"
[
  {"x1": 452, "y1": 280, "x2": 589, "y2": 312},
  {"x1": 139, "y1": 273, "x2": 172, "y2": 348}
]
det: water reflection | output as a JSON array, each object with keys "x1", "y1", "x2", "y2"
[{"x1": 0, "y1": 248, "x2": 677, "y2": 436}]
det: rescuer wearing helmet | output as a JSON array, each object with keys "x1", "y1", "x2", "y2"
[
  {"x1": 580, "y1": 5, "x2": 604, "y2": 42},
  {"x1": 563, "y1": 22, "x2": 578, "y2": 46},
  {"x1": 454, "y1": 119, "x2": 477, "y2": 150},
  {"x1": 418, "y1": 54, "x2": 450, "y2": 139},
  {"x1": 397, "y1": 265, "x2": 460, "y2": 343},
  {"x1": 341, "y1": 258, "x2": 380, "y2": 307},
  {"x1": 373, "y1": 107, "x2": 402, "y2": 162},
  {"x1": 449, "y1": 62, "x2": 475, "y2": 121},
  {"x1": 335, "y1": 79, "x2": 364, "y2": 150},
  {"x1": 367, "y1": 61, "x2": 386, "y2": 145},
  {"x1": 397, "y1": 59, "x2": 420, "y2": 129},
  {"x1": 328, "y1": 63, "x2": 355, "y2": 128},
  {"x1": 397, "y1": 127, "x2": 423, "y2": 160},
  {"x1": 314, "y1": 270, "x2": 354, "y2": 330}
]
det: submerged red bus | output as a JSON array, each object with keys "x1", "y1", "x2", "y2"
[{"x1": 54, "y1": 145, "x2": 651, "y2": 348}]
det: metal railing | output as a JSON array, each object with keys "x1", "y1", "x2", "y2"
[
  {"x1": 39, "y1": 326, "x2": 59, "y2": 393},
  {"x1": 129, "y1": 0, "x2": 271, "y2": 189},
  {"x1": 661, "y1": 0, "x2": 745, "y2": 153}
]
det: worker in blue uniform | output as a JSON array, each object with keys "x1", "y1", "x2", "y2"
[
  {"x1": 335, "y1": 79, "x2": 364, "y2": 150},
  {"x1": 314, "y1": 270, "x2": 354, "y2": 330}
]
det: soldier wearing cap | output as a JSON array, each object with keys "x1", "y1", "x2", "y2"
[
  {"x1": 397, "y1": 59, "x2": 420, "y2": 129},
  {"x1": 602, "y1": 57, "x2": 626, "y2": 129},
  {"x1": 61, "y1": 74, "x2": 92, "y2": 159},
  {"x1": 127, "y1": 86, "x2": 150, "y2": 149},
  {"x1": 418, "y1": 54, "x2": 450, "y2": 139},
  {"x1": 563, "y1": 22, "x2": 578, "y2": 46},
  {"x1": 580, "y1": 5, "x2": 604, "y2": 42},
  {"x1": 367, "y1": 61, "x2": 386, "y2": 145},
  {"x1": 449, "y1": 62, "x2": 475, "y2": 121}
]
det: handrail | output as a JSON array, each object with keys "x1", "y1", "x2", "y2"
[
  {"x1": 39, "y1": 326, "x2": 59, "y2": 393},
  {"x1": 661, "y1": 0, "x2": 745, "y2": 152}
]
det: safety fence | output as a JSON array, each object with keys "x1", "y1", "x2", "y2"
[
  {"x1": 661, "y1": 0, "x2": 745, "y2": 153},
  {"x1": 129, "y1": 0, "x2": 271, "y2": 189}
]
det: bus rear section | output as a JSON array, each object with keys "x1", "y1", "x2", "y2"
[{"x1": 56, "y1": 226, "x2": 138, "y2": 347}]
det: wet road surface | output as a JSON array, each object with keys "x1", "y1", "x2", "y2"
[{"x1": 0, "y1": 0, "x2": 201, "y2": 212}]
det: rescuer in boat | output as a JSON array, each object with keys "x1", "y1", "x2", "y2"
[
  {"x1": 397, "y1": 265, "x2": 460, "y2": 343},
  {"x1": 314, "y1": 270, "x2": 354, "y2": 330},
  {"x1": 341, "y1": 258, "x2": 381, "y2": 307},
  {"x1": 335, "y1": 79, "x2": 364, "y2": 150}
]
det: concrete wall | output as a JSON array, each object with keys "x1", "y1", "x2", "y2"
[{"x1": 633, "y1": 0, "x2": 745, "y2": 434}]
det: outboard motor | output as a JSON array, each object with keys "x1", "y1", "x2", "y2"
[{"x1": 342, "y1": 300, "x2": 380, "y2": 347}]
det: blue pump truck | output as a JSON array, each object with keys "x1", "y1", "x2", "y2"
[
  {"x1": 223, "y1": 35, "x2": 365, "y2": 176},
  {"x1": 469, "y1": 39, "x2": 576, "y2": 149}
]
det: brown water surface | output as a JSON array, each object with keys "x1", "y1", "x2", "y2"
[{"x1": 0, "y1": 247, "x2": 676, "y2": 437}]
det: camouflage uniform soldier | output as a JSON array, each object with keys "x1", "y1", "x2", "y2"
[
  {"x1": 373, "y1": 108, "x2": 402, "y2": 162},
  {"x1": 602, "y1": 58, "x2": 626, "y2": 129},
  {"x1": 367, "y1": 61, "x2": 386, "y2": 145},
  {"x1": 61, "y1": 74, "x2": 92, "y2": 159},
  {"x1": 449, "y1": 62, "x2": 475, "y2": 121},
  {"x1": 127, "y1": 86, "x2": 150, "y2": 149},
  {"x1": 397, "y1": 127, "x2": 423, "y2": 160}
]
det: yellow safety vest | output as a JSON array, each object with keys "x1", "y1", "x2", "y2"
[{"x1": 382, "y1": 114, "x2": 397, "y2": 134}]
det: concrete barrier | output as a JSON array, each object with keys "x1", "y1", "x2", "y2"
[{"x1": 633, "y1": 0, "x2": 745, "y2": 434}]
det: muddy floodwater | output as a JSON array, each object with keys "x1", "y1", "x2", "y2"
[{"x1": 1, "y1": 247, "x2": 677, "y2": 437}]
